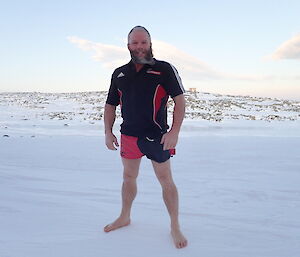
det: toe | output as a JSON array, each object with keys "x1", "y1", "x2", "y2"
[{"x1": 104, "y1": 224, "x2": 112, "y2": 232}]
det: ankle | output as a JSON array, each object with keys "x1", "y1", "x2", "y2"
[
  {"x1": 171, "y1": 222, "x2": 180, "y2": 231},
  {"x1": 119, "y1": 214, "x2": 131, "y2": 220}
]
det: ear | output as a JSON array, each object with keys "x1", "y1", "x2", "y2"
[{"x1": 127, "y1": 43, "x2": 130, "y2": 50}]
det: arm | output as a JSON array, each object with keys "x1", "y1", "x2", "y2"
[
  {"x1": 160, "y1": 94, "x2": 185, "y2": 150},
  {"x1": 104, "y1": 103, "x2": 119, "y2": 150}
]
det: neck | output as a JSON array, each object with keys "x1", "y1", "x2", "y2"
[{"x1": 134, "y1": 63, "x2": 144, "y2": 72}]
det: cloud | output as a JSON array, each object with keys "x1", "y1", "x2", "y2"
[
  {"x1": 67, "y1": 36, "x2": 128, "y2": 68},
  {"x1": 269, "y1": 34, "x2": 300, "y2": 60},
  {"x1": 67, "y1": 36, "x2": 223, "y2": 80},
  {"x1": 68, "y1": 36, "x2": 300, "y2": 82},
  {"x1": 152, "y1": 40, "x2": 222, "y2": 80}
]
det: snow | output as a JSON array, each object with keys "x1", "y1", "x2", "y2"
[{"x1": 0, "y1": 92, "x2": 300, "y2": 257}]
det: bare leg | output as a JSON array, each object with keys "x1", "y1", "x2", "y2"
[
  {"x1": 104, "y1": 157, "x2": 141, "y2": 232},
  {"x1": 151, "y1": 159, "x2": 188, "y2": 248}
]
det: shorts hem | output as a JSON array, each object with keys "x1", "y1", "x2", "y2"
[{"x1": 121, "y1": 155, "x2": 143, "y2": 160}]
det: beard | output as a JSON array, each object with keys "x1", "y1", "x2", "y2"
[{"x1": 130, "y1": 46, "x2": 154, "y2": 65}]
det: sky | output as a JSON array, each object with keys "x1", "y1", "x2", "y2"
[{"x1": 1, "y1": 0, "x2": 300, "y2": 100}]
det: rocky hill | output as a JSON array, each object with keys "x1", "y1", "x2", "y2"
[{"x1": 0, "y1": 91, "x2": 299, "y2": 123}]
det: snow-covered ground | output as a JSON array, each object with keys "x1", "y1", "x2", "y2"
[{"x1": 0, "y1": 92, "x2": 300, "y2": 257}]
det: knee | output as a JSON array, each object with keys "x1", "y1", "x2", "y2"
[
  {"x1": 161, "y1": 181, "x2": 177, "y2": 193},
  {"x1": 123, "y1": 170, "x2": 138, "y2": 182},
  {"x1": 157, "y1": 174, "x2": 174, "y2": 188}
]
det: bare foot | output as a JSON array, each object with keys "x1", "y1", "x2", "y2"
[
  {"x1": 171, "y1": 228, "x2": 188, "y2": 248},
  {"x1": 104, "y1": 217, "x2": 131, "y2": 233}
]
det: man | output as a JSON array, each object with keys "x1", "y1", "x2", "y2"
[{"x1": 103, "y1": 26, "x2": 187, "y2": 249}]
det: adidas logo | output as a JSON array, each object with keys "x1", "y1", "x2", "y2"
[{"x1": 117, "y1": 72, "x2": 125, "y2": 78}]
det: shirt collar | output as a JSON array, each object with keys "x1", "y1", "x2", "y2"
[{"x1": 128, "y1": 58, "x2": 156, "y2": 70}]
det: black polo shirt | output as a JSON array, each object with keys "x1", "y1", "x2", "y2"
[{"x1": 106, "y1": 58, "x2": 185, "y2": 137}]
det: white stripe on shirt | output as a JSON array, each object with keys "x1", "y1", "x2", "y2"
[{"x1": 169, "y1": 63, "x2": 185, "y2": 93}]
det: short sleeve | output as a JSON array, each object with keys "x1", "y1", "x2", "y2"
[
  {"x1": 106, "y1": 72, "x2": 120, "y2": 106},
  {"x1": 163, "y1": 63, "x2": 185, "y2": 98}
]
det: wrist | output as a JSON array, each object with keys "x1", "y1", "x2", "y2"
[
  {"x1": 169, "y1": 128, "x2": 180, "y2": 135},
  {"x1": 105, "y1": 129, "x2": 113, "y2": 135}
]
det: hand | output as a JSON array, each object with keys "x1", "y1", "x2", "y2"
[
  {"x1": 105, "y1": 132, "x2": 119, "y2": 150},
  {"x1": 160, "y1": 130, "x2": 178, "y2": 151}
]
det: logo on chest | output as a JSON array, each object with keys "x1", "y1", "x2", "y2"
[{"x1": 146, "y1": 69, "x2": 161, "y2": 75}]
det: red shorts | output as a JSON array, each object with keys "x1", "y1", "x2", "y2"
[{"x1": 120, "y1": 134, "x2": 175, "y2": 162}]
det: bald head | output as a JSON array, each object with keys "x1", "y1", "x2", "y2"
[{"x1": 127, "y1": 26, "x2": 151, "y2": 44}]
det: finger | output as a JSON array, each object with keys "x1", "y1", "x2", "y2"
[
  {"x1": 166, "y1": 142, "x2": 176, "y2": 151},
  {"x1": 112, "y1": 143, "x2": 118, "y2": 150},
  {"x1": 106, "y1": 141, "x2": 117, "y2": 150},
  {"x1": 114, "y1": 137, "x2": 119, "y2": 147},
  {"x1": 163, "y1": 142, "x2": 170, "y2": 151},
  {"x1": 108, "y1": 144, "x2": 116, "y2": 150},
  {"x1": 160, "y1": 134, "x2": 166, "y2": 144}
]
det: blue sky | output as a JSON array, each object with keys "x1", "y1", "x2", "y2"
[{"x1": 1, "y1": 0, "x2": 300, "y2": 99}]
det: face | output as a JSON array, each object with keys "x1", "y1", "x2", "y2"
[{"x1": 127, "y1": 30, "x2": 153, "y2": 64}]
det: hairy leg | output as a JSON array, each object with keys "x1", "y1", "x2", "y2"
[
  {"x1": 151, "y1": 160, "x2": 188, "y2": 248},
  {"x1": 104, "y1": 157, "x2": 141, "y2": 232}
]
